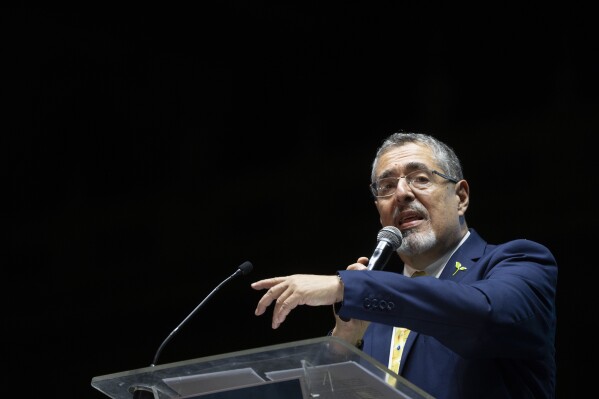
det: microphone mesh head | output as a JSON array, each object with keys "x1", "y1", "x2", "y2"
[
  {"x1": 377, "y1": 226, "x2": 403, "y2": 250},
  {"x1": 238, "y1": 261, "x2": 254, "y2": 275}
]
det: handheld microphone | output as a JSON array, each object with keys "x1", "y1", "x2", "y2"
[
  {"x1": 337, "y1": 227, "x2": 403, "y2": 322},
  {"x1": 150, "y1": 260, "x2": 253, "y2": 367},
  {"x1": 367, "y1": 226, "x2": 403, "y2": 271}
]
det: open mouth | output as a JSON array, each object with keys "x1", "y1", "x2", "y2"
[{"x1": 397, "y1": 211, "x2": 423, "y2": 229}]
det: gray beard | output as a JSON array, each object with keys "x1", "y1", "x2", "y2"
[{"x1": 398, "y1": 229, "x2": 437, "y2": 256}]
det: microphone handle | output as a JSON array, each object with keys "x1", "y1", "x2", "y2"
[{"x1": 367, "y1": 240, "x2": 394, "y2": 271}]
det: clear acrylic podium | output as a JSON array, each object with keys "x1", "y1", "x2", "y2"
[{"x1": 91, "y1": 336, "x2": 434, "y2": 399}]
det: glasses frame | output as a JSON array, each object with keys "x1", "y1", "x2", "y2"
[{"x1": 370, "y1": 169, "x2": 459, "y2": 198}]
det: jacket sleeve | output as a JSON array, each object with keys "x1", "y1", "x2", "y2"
[{"x1": 337, "y1": 239, "x2": 558, "y2": 359}]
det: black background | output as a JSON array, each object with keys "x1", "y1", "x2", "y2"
[{"x1": 5, "y1": 4, "x2": 596, "y2": 398}]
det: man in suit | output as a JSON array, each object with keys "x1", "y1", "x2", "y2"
[{"x1": 252, "y1": 131, "x2": 557, "y2": 398}]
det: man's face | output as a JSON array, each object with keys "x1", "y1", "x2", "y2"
[{"x1": 373, "y1": 143, "x2": 467, "y2": 257}]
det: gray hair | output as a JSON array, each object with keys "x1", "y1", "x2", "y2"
[{"x1": 371, "y1": 132, "x2": 464, "y2": 183}]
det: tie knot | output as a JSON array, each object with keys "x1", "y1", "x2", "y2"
[{"x1": 411, "y1": 270, "x2": 427, "y2": 277}]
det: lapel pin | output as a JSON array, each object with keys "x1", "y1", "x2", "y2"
[{"x1": 452, "y1": 261, "x2": 467, "y2": 276}]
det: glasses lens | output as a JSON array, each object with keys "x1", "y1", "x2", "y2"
[
  {"x1": 374, "y1": 177, "x2": 398, "y2": 197},
  {"x1": 407, "y1": 169, "x2": 434, "y2": 189}
]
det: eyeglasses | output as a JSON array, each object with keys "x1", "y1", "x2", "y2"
[{"x1": 370, "y1": 169, "x2": 459, "y2": 198}]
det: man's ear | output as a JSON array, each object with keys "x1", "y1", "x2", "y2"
[{"x1": 456, "y1": 179, "x2": 469, "y2": 214}]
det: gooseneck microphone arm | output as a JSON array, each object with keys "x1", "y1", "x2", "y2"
[{"x1": 150, "y1": 261, "x2": 253, "y2": 367}]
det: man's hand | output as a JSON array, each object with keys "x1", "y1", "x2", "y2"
[{"x1": 252, "y1": 274, "x2": 343, "y2": 329}]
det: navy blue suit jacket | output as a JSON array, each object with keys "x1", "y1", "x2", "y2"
[{"x1": 337, "y1": 228, "x2": 557, "y2": 399}]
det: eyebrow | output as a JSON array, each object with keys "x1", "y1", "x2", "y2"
[{"x1": 378, "y1": 161, "x2": 431, "y2": 179}]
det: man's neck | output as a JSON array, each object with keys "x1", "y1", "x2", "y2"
[{"x1": 401, "y1": 228, "x2": 469, "y2": 271}]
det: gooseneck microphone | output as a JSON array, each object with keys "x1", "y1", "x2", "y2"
[
  {"x1": 150, "y1": 260, "x2": 253, "y2": 367},
  {"x1": 367, "y1": 226, "x2": 403, "y2": 271}
]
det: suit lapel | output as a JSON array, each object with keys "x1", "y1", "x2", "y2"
[{"x1": 398, "y1": 229, "x2": 487, "y2": 373}]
